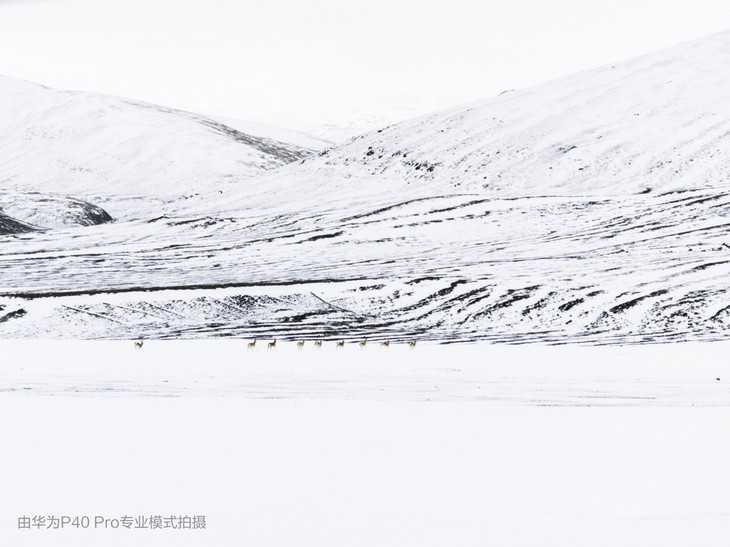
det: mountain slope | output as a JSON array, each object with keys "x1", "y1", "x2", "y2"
[
  {"x1": 0, "y1": 75, "x2": 328, "y2": 225},
  {"x1": 259, "y1": 29, "x2": 730, "y2": 201},
  {"x1": 4, "y1": 32, "x2": 730, "y2": 342}
]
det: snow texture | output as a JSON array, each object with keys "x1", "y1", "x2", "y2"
[
  {"x1": 2, "y1": 341, "x2": 730, "y2": 546},
  {"x1": 3, "y1": 31, "x2": 730, "y2": 342}
]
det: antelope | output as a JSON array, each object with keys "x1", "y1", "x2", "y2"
[
  {"x1": 336, "y1": 340, "x2": 345, "y2": 348},
  {"x1": 359, "y1": 340, "x2": 367, "y2": 349},
  {"x1": 267, "y1": 340, "x2": 277, "y2": 349},
  {"x1": 247, "y1": 339, "x2": 257, "y2": 349},
  {"x1": 297, "y1": 340, "x2": 305, "y2": 349},
  {"x1": 408, "y1": 340, "x2": 417, "y2": 349},
  {"x1": 380, "y1": 340, "x2": 390, "y2": 348},
  {"x1": 134, "y1": 340, "x2": 144, "y2": 350},
  {"x1": 314, "y1": 340, "x2": 323, "y2": 348}
]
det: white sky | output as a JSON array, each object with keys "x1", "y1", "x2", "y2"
[{"x1": 0, "y1": 0, "x2": 729, "y2": 130}]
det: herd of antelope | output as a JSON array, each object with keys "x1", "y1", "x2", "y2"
[
  {"x1": 136, "y1": 339, "x2": 418, "y2": 349},
  {"x1": 246, "y1": 339, "x2": 418, "y2": 349}
]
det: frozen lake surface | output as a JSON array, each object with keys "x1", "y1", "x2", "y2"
[{"x1": 2, "y1": 340, "x2": 730, "y2": 546}]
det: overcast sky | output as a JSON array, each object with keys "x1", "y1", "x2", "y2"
[{"x1": 0, "y1": 0, "x2": 729, "y2": 130}]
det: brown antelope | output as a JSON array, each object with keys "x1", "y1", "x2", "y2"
[
  {"x1": 408, "y1": 340, "x2": 417, "y2": 349},
  {"x1": 297, "y1": 340, "x2": 305, "y2": 349},
  {"x1": 336, "y1": 340, "x2": 345, "y2": 348},
  {"x1": 314, "y1": 340, "x2": 323, "y2": 348},
  {"x1": 247, "y1": 339, "x2": 257, "y2": 349},
  {"x1": 267, "y1": 340, "x2": 277, "y2": 350},
  {"x1": 359, "y1": 340, "x2": 367, "y2": 349},
  {"x1": 134, "y1": 340, "x2": 144, "y2": 350},
  {"x1": 380, "y1": 340, "x2": 390, "y2": 348}
]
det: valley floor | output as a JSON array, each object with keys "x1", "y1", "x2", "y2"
[{"x1": 2, "y1": 340, "x2": 730, "y2": 546}]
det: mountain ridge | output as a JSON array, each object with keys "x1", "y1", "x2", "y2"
[
  {"x1": 3, "y1": 31, "x2": 730, "y2": 342},
  {"x1": 252, "y1": 29, "x2": 730, "y2": 204}
]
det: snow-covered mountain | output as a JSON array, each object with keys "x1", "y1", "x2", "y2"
[
  {"x1": 3, "y1": 31, "x2": 730, "y2": 343},
  {"x1": 0, "y1": 75, "x2": 328, "y2": 227},
  {"x1": 256, "y1": 104, "x2": 437, "y2": 144},
  {"x1": 257, "y1": 30, "x2": 730, "y2": 201}
]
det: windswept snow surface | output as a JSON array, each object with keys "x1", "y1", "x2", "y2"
[
  {"x1": 4, "y1": 32, "x2": 730, "y2": 341},
  {"x1": 3, "y1": 341, "x2": 730, "y2": 546}
]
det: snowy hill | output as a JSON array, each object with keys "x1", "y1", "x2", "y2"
[
  {"x1": 256, "y1": 104, "x2": 437, "y2": 144},
  {"x1": 205, "y1": 113, "x2": 332, "y2": 151},
  {"x1": 0, "y1": 75, "x2": 328, "y2": 227},
  {"x1": 4, "y1": 32, "x2": 730, "y2": 342},
  {"x1": 269, "y1": 29, "x2": 730, "y2": 200}
]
